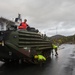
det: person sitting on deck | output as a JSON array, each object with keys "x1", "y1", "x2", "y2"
[{"x1": 18, "y1": 19, "x2": 28, "y2": 29}]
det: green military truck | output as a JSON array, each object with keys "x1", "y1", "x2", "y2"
[{"x1": 0, "y1": 17, "x2": 53, "y2": 64}]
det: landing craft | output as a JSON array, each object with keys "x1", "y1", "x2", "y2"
[{"x1": 0, "y1": 16, "x2": 53, "y2": 64}]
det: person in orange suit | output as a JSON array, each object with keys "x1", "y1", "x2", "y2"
[{"x1": 18, "y1": 19, "x2": 28, "y2": 29}]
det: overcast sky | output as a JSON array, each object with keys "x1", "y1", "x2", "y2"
[{"x1": 0, "y1": 0, "x2": 75, "y2": 37}]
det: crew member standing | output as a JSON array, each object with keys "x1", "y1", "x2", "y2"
[{"x1": 52, "y1": 44, "x2": 58, "y2": 56}]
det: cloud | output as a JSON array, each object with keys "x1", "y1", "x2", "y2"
[{"x1": 0, "y1": 0, "x2": 75, "y2": 36}]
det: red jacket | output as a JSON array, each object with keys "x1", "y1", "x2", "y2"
[{"x1": 18, "y1": 22, "x2": 27, "y2": 29}]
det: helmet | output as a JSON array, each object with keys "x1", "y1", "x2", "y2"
[{"x1": 34, "y1": 55, "x2": 38, "y2": 59}]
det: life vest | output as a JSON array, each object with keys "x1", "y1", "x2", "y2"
[
  {"x1": 52, "y1": 44, "x2": 58, "y2": 49},
  {"x1": 38, "y1": 55, "x2": 46, "y2": 61},
  {"x1": 34, "y1": 55, "x2": 46, "y2": 61},
  {"x1": 18, "y1": 22, "x2": 27, "y2": 29}
]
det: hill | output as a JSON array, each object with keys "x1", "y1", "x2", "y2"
[
  {"x1": 49, "y1": 35, "x2": 66, "y2": 40},
  {"x1": 47, "y1": 35, "x2": 66, "y2": 45}
]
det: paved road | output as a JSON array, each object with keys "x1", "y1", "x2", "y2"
[
  {"x1": 0, "y1": 44, "x2": 75, "y2": 75},
  {"x1": 49, "y1": 44, "x2": 75, "y2": 75}
]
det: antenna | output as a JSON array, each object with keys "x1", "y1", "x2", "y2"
[{"x1": 18, "y1": 13, "x2": 21, "y2": 19}]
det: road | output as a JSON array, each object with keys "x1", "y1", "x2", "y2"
[{"x1": 0, "y1": 44, "x2": 75, "y2": 75}]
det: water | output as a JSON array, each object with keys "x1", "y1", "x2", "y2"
[{"x1": 0, "y1": 44, "x2": 75, "y2": 75}]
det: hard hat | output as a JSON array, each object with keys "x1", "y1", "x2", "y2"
[{"x1": 34, "y1": 55, "x2": 38, "y2": 59}]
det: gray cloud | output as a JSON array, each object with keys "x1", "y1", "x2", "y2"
[{"x1": 0, "y1": 0, "x2": 75, "y2": 36}]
